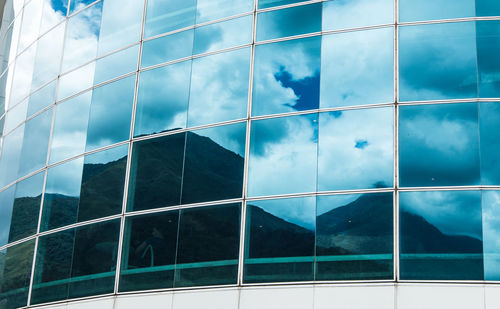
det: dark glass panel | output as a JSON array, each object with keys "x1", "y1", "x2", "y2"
[
  {"x1": 399, "y1": 103, "x2": 480, "y2": 187},
  {"x1": 399, "y1": 191, "x2": 483, "y2": 280},
  {"x1": 0, "y1": 186, "x2": 15, "y2": 247},
  {"x1": 175, "y1": 204, "x2": 240, "y2": 287},
  {"x1": 476, "y1": 21, "x2": 500, "y2": 98},
  {"x1": 479, "y1": 102, "x2": 500, "y2": 185},
  {"x1": 399, "y1": 0, "x2": 474, "y2": 22},
  {"x1": 181, "y1": 123, "x2": 246, "y2": 204},
  {"x1": 196, "y1": 0, "x2": 253, "y2": 23},
  {"x1": 476, "y1": 0, "x2": 500, "y2": 16},
  {"x1": 0, "y1": 240, "x2": 35, "y2": 309},
  {"x1": 77, "y1": 145, "x2": 128, "y2": 222},
  {"x1": 141, "y1": 30, "x2": 194, "y2": 68},
  {"x1": 483, "y1": 191, "x2": 500, "y2": 281},
  {"x1": 193, "y1": 16, "x2": 252, "y2": 55},
  {"x1": 256, "y1": 3, "x2": 321, "y2": 41},
  {"x1": 399, "y1": 22, "x2": 478, "y2": 101},
  {"x1": 244, "y1": 197, "x2": 315, "y2": 283},
  {"x1": 258, "y1": 0, "x2": 305, "y2": 9},
  {"x1": 127, "y1": 133, "x2": 185, "y2": 211},
  {"x1": 27, "y1": 80, "x2": 56, "y2": 117},
  {"x1": 252, "y1": 37, "x2": 321, "y2": 116},
  {"x1": 323, "y1": 0, "x2": 393, "y2": 30},
  {"x1": 119, "y1": 211, "x2": 179, "y2": 292},
  {"x1": 94, "y1": 44, "x2": 139, "y2": 85},
  {"x1": 316, "y1": 193, "x2": 393, "y2": 280},
  {"x1": 0, "y1": 125, "x2": 24, "y2": 188},
  {"x1": 144, "y1": 0, "x2": 196, "y2": 38}
]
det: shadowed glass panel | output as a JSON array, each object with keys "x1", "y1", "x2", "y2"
[
  {"x1": 258, "y1": 0, "x2": 305, "y2": 9},
  {"x1": 175, "y1": 204, "x2": 240, "y2": 287},
  {"x1": 244, "y1": 197, "x2": 315, "y2": 283},
  {"x1": 476, "y1": 0, "x2": 500, "y2": 16},
  {"x1": 399, "y1": 22, "x2": 478, "y2": 101},
  {"x1": 119, "y1": 210, "x2": 179, "y2": 292},
  {"x1": 27, "y1": 80, "x2": 56, "y2": 117},
  {"x1": 320, "y1": 28, "x2": 393, "y2": 108},
  {"x1": 400, "y1": 191, "x2": 483, "y2": 280},
  {"x1": 476, "y1": 21, "x2": 500, "y2": 98},
  {"x1": 256, "y1": 3, "x2": 321, "y2": 41},
  {"x1": 135, "y1": 61, "x2": 191, "y2": 137},
  {"x1": 141, "y1": 30, "x2": 194, "y2": 68},
  {"x1": 58, "y1": 61, "x2": 95, "y2": 100},
  {"x1": 187, "y1": 48, "x2": 250, "y2": 127},
  {"x1": 94, "y1": 44, "x2": 139, "y2": 85},
  {"x1": 479, "y1": 102, "x2": 500, "y2": 185},
  {"x1": 316, "y1": 193, "x2": 393, "y2": 280},
  {"x1": 40, "y1": 0, "x2": 68, "y2": 34},
  {"x1": 144, "y1": 0, "x2": 196, "y2": 38},
  {"x1": 196, "y1": 0, "x2": 253, "y2": 23},
  {"x1": 253, "y1": 37, "x2": 321, "y2": 116},
  {"x1": 0, "y1": 240, "x2": 35, "y2": 309},
  {"x1": 0, "y1": 185, "x2": 15, "y2": 247},
  {"x1": 399, "y1": 0, "x2": 475, "y2": 22},
  {"x1": 85, "y1": 75, "x2": 135, "y2": 151},
  {"x1": 399, "y1": 103, "x2": 480, "y2": 187},
  {"x1": 318, "y1": 108, "x2": 393, "y2": 191},
  {"x1": 483, "y1": 191, "x2": 500, "y2": 281},
  {"x1": 127, "y1": 133, "x2": 185, "y2": 211},
  {"x1": 193, "y1": 16, "x2": 252, "y2": 55},
  {"x1": 0, "y1": 125, "x2": 24, "y2": 187},
  {"x1": 323, "y1": 0, "x2": 393, "y2": 30},
  {"x1": 181, "y1": 123, "x2": 246, "y2": 204},
  {"x1": 248, "y1": 114, "x2": 318, "y2": 196}
]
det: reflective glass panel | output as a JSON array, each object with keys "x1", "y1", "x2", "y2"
[
  {"x1": 316, "y1": 193, "x2": 393, "y2": 280},
  {"x1": 320, "y1": 28, "x2": 394, "y2": 108},
  {"x1": 141, "y1": 30, "x2": 194, "y2": 68},
  {"x1": 256, "y1": 3, "x2": 322, "y2": 41},
  {"x1": 399, "y1": 191, "x2": 483, "y2": 280},
  {"x1": 248, "y1": 113, "x2": 318, "y2": 196},
  {"x1": 182, "y1": 123, "x2": 246, "y2": 204},
  {"x1": 94, "y1": 44, "x2": 139, "y2": 85},
  {"x1": 476, "y1": 21, "x2": 500, "y2": 98},
  {"x1": 69, "y1": 0, "x2": 95, "y2": 14},
  {"x1": 479, "y1": 102, "x2": 500, "y2": 185},
  {"x1": 40, "y1": 0, "x2": 68, "y2": 34},
  {"x1": 0, "y1": 185, "x2": 15, "y2": 247},
  {"x1": 10, "y1": 44, "x2": 36, "y2": 105},
  {"x1": 476, "y1": 0, "x2": 500, "y2": 17},
  {"x1": 0, "y1": 125, "x2": 24, "y2": 187},
  {"x1": 399, "y1": 103, "x2": 480, "y2": 187},
  {"x1": 41, "y1": 157, "x2": 83, "y2": 231},
  {"x1": 17, "y1": 0, "x2": 42, "y2": 52},
  {"x1": 27, "y1": 80, "x2": 56, "y2": 117},
  {"x1": 50, "y1": 91, "x2": 91, "y2": 163},
  {"x1": 318, "y1": 108, "x2": 393, "y2": 191},
  {"x1": 399, "y1": 0, "x2": 475, "y2": 22},
  {"x1": 399, "y1": 22, "x2": 478, "y2": 101},
  {"x1": 0, "y1": 240, "x2": 35, "y2": 309},
  {"x1": 187, "y1": 48, "x2": 250, "y2": 127},
  {"x1": 85, "y1": 75, "x2": 135, "y2": 151},
  {"x1": 119, "y1": 210, "x2": 179, "y2": 292},
  {"x1": 127, "y1": 133, "x2": 185, "y2": 211},
  {"x1": 258, "y1": 0, "x2": 305, "y2": 9},
  {"x1": 134, "y1": 61, "x2": 191, "y2": 137},
  {"x1": 175, "y1": 204, "x2": 240, "y2": 287},
  {"x1": 144, "y1": 0, "x2": 196, "y2": 38},
  {"x1": 483, "y1": 191, "x2": 500, "y2": 280},
  {"x1": 77, "y1": 144, "x2": 128, "y2": 222},
  {"x1": 18, "y1": 108, "x2": 52, "y2": 177},
  {"x1": 97, "y1": 0, "x2": 143, "y2": 56},
  {"x1": 323, "y1": 0, "x2": 393, "y2": 30},
  {"x1": 252, "y1": 37, "x2": 321, "y2": 116},
  {"x1": 196, "y1": 0, "x2": 253, "y2": 23},
  {"x1": 244, "y1": 197, "x2": 315, "y2": 283},
  {"x1": 57, "y1": 61, "x2": 95, "y2": 100},
  {"x1": 193, "y1": 16, "x2": 252, "y2": 55},
  {"x1": 3, "y1": 99, "x2": 27, "y2": 134}
]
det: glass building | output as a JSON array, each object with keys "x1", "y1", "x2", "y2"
[{"x1": 0, "y1": 0, "x2": 499, "y2": 308}]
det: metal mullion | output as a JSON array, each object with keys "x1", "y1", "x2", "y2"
[
  {"x1": 256, "y1": 0, "x2": 322, "y2": 13},
  {"x1": 394, "y1": 0, "x2": 399, "y2": 283}
]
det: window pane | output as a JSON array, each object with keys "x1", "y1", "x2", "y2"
[
  {"x1": 119, "y1": 210, "x2": 179, "y2": 292},
  {"x1": 127, "y1": 133, "x2": 185, "y2": 211},
  {"x1": 17, "y1": 0, "x2": 43, "y2": 52},
  {"x1": 476, "y1": 0, "x2": 500, "y2": 17},
  {"x1": 193, "y1": 16, "x2": 252, "y2": 55},
  {"x1": 58, "y1": 61, "x2": 95, "y2": 100},
  {"x1": 175, "y1": 204, "x2": 240, "y2": 287},
  {"x1": 316, "y1": 193, "x2": 393, "y2": 280},
  {"x1": 258, "y1": 0, "x2": 305, "y2": 9},
  {"x1": 141, "y1": 30, "x2": 194, "y2": 68},
  {"x1": 399, "y1": 0, "x2": 474, "y2": 22},
  {"x1": 70, "y1": 0, "x2": 95, "y2": 14},
  {"x1": 181, "y1": 123, "x2": 246, "y2": 204},
  {"x1": 399, "y1": 191, "x2": 483, "y2": 280},
  {"x1": 40, "y1": 0, "x2": 68, "y2": 34},
  {"x1": 3, "y1": 99, "x2": 27, "y2": 134},
  {"x1": 399, "y1": 103, "x2": 480, "y2": 187},
  {"x1": 399, "y1": 22, "x2": 478, "y2": 101},
  {"x1": 323, "y1": 0, "x2": 393, "y2": 30},
  {"x1": 248, "y1": 114, "x2": 318, "y2": 196},
  {"x1": 27, "y1": 80, "x2": 56, "y2": 117},
  {"x1": 483, "y1": 190, "x2": 500, "y2": 281},
  {"x1": 479, "y1": 102, "x2": 500, "y2": 185},
  {"x1": 144, "y1": 0, "x2": 196, "y2": 38},
  {"x1": 244, "y1": 197, "x2": 315, "y2": 283},
  {"x1": 10, "y1": 44, "x2": 36, "y2": 105},
  {"x1": 135, "y1": 61, "x2": 191, "y2": 137},
  {"x1": 196, "y1": 0, "x2": 253, "y2": 23},
  {"x1": 320, "y1": 28, "x2": 393, "y2": 108},
  {"x1": 94, "y1": 44, "x2": 139, "y2": 85},
  {"x1": 476, "y1": 21, "x2": 500, "y2": 98},
  {"x1": 0, "y1": 185, "x2": 15, "y2": 247},
  {"x1": 318, "y1": 108, "x2": 393, "y2": 191},
  {"x1": 252, "y1": 37, "x2": 321, "y2": 116},
  {"x1": 187, "y1": 48, "x2": 250, "y2": 127},
  {"x1": 256, "y1": 3, "x2": 321, "y2": 41},
  {"x1": 85, "y1": 75, "x2": 135, "y2": 151},
  {"x1": 0, "y1": 125, "x2": 24, "y2": 187}
]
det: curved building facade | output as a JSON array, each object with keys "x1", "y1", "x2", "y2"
[{"x1": 0, "y1": 0, "x2": 500, "y2": 308}]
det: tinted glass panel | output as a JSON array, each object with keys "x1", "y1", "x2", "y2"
[
  {"x1": 144, "y1": 0, "x2": 196, "y2": 38},
  {"x1": 399, "y1": 103, "x2": 480, "y2": 187},
  {"x1": 399, "y1": 0, "x2": 474, "y2": 22},
  {"x1": 119, "y1": 210, "x2": 179, "y2": 292},
  {"x1": 320, "y1": 28, "x2": 393, "y2": 108},
  {"x1": 0, "y1": 125, "x2": 24, "y2": 187},
  {"x1": 318, "y1": 108, "x2": 393, "y2": 191},
  {"x1": 0, "y1": 185, "x2": 15, "y2": 247},
  {"x1": 187, "y1": 48, "x2": 250, "y2": 127},
  {"x1": 27, "y1": 80, "x2": 56, "y2": 117},
  {"x1": 85, "y1": 75, "x2": 135, "y2": 151},
  {"x1": 316, "y1": 193, "x2": 393, "y2": 280},
  {"x1": 58, "y1": 61, "x2": 95, "y2": 100},
  {"x1": 252, "y1": 37, "x2": 321, "y2": 116},
  {"x1": 479, "y1": 102, "x2": 500, "y2": 185},
  {"x1": 127, "y1": 133, "x2": 185, "y2": 211},
  {"x1": 399, "y1": 22, "x2": 478, "y2": 101},
  {"x1": 258, "y1": 0, "x2": 305, "y2": 9},
  {"x1": 476, "y1": 0, "x2": 500, "y2": 16},
  {"x1": 483, "y1": 191, "x2": 500, "y2": 280},
  {"x1": 196, "y1": 0, "x2": 253, "y2": 23},
  {"x1": 94, "y1": 44, "x2": 139, "y2": 85},
  {"x1": 244, "y1": 197, "x2": 315, "y2": 283},
  {"x1": 175, "y1": 204, "x2": 240, "y2": 287},
  {"x1": 181, "y1": 123, "x2": 246, "y2": 204},
  {"x1": 193, "y1": 16, "x2": 252, "y2": 55},
  {"x1": 323, "y1": 0, "x2": 393, "y2": 30},
  {"x1": 248, "y1": 114, "x2": 318, "y2": 196},
  {"x1": 476, "y1": 21, "x2": 500, "y2": 98},
  {"x1": 135, "y1": 61, "x2": 191, "y2": 137},
  {"x1": 256, "y1": 3, "x2": 321, "y2": 41},
  {"x1": 141, "y1": 30, "x2": 194, "y2": 68},
  {"x1": 399, "y1": 191, "x2": 483, "y2": 280}
]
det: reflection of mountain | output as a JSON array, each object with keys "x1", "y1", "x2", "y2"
[{"x1": 0, "y1": 251, "x2": 5, "y2": 277}]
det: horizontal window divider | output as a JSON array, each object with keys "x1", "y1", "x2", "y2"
[
  {"x1": 256, "y1": 0, "x2": 323, "y2": 13},
  {"x1": 0, "y1": 234, "x2": 37, "y2": 251},
  {"x1": 247, "y1": 188, "x2": 395, "y2": 202},
  {"x1": 95, "y1": 42, "x2": 141, "y2": 63},
  {"x1": 0, "y1": 167, "x2": 46, "y2": 194},
  {"x1": 399, "y1": 99, "x2": 486, "y2": 106},
  {"x1": 398, "y1": 186, "x2": 500, "y2": 192},
  {"x1": 29, "y1": 293, "x2": 115, "y2": 309},
  {"x1": 118, "y1": 284, "x2": 238, "y2": 296},
  {"x1": 36, "y1": 213, "x2": 122, "y2": 237},
  {"x1": 92, "y1": 71, "x2": 138, "y2": 90},
  {"x1": 321, "y1": 23, "x2": 395, "y2": 37},
  {"x1": 67, "y1": 0, "x2": 102, "y2": 19},
  {"x1": 255, "y1": 31, "x2": 322, "y2": 45},
  {"x1": 398, "y1": 16, "x2": 500, "y2": 27}
]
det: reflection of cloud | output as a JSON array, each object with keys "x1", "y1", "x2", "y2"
[
  {"x1": 94, "y1": 44, "x2": 139, "y2": 85},
  {"x1": 58, "y1": 61, "x2": 95, "y2": 99},
  {"x1": 45, "y1": 157, "x2": 83, "y2": 196},
  {"x1": 0, "y1": 125, "x2": 24, "y2": 187},
  {"x1": 17, "y1": 0, "x2": 43, "y2": 52},
  {"x1": 196, "y1": 0, "x2": 253, "y2": 23},
  {"x1": 10, "y1": 44, "x2": 36, "y2": 105},
  {"x1": 193, "y1": 122, "x2": 246, "y2": 157},
  {"x1": 399, "y1": 0, "x2": 474, "y2": 21},
  {"x1": 251, "y1": 196, "x2": 316, "y2": 231},
  {"x1": 323, "y1": 0, "x2": 393, "y2": 29},
  {"x1": 483, "y1": 190, "x2": 500, "y2": 280},
  {"x1": 476, "y1": 20, "x2": 500, "y2": 98},
  {"x1": 479, "y1": 102, "x2": 500, "y2": 185},
  {"x1": 40, "y1": 0, "x2": 67, "y2": 35},
  {"x1": 85, "y1": 144, "x2": 128, "y2": 164}
]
